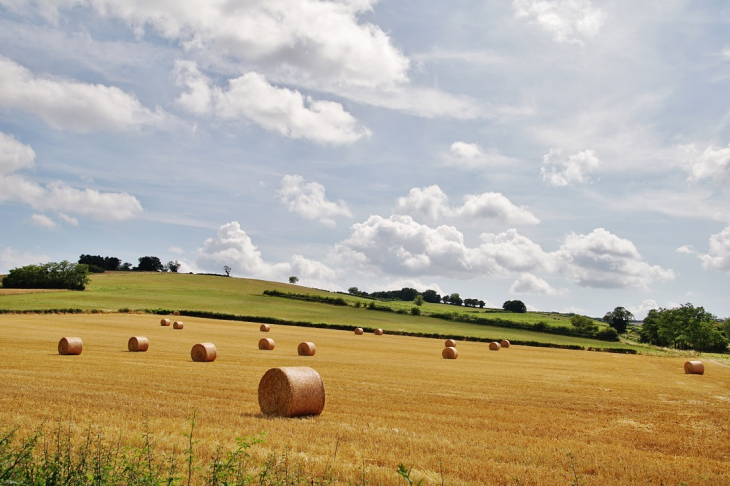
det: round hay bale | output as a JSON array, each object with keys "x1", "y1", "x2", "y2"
[
  {"x1": 684, "y1": 360, "x2": 704, "y2": 375},
  {"x1": 489, "y1": 341, "x2": 501, "y2": 351},
  {"x1": 260, "y1": 324, "x2": 271, "y2": 332},
  {"x1": 445, "y1": 339, "x2": 457, "y2": 347},
  {"x1": 173, "y1": 311, "x2": 180, "y2": 316},
  {"x1": 298, "y1": 342, "x2": 316, "y2": 356},
  {"x1": 173, "y1": 321, "x2": 184, "y2": 329},
  {"x1": 354, "y1": 327, "x2": 364, "y2": 335},
  {"x1": 128, "y1": 336, "x2": 149, "y2": 352},
  {"x1": 259, "y1": 338, "x2": 275, "y2": 350},
  {"x1": 258, "y1": 366, "x2": 325, "y2": 417},
  {"x1": 374, "y1": 328, "x2": 383, "y2": 335},
  {"x1": 58, "y1": 337, "x2": 83, "y2": 355},
  {"x1": 500, "y1": 339, "x2": 511, "y2": 348},
  {"x1": 191, "y1": 342, "x2": 217, "y2": 362},
  {"x1": 442, "y1": 347, "x2": 458, "y2": 359},
  {"x1": 160, "y1": 318, "x2": 171, "y2": 326}
]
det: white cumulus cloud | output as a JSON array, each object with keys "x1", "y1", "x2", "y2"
[
  {"x1": 196, "y1": 221, "x2": 341, "y2": 289},
  {"x1": 556, "y1": 228, "x2": 676, "y2": 289},
  {"x1": 513, "y1": 0, "x2": 606, "y2": 44},
  {"x1": 0, "y1": 55, "x2": 169, "y2": 132},
  {"x1": 678, "y1": 225, "x2": 730, "y2": 274},
  {"x1": 395, "y1": 185, "x2": 539, "y2": 225},
  {"x1": 541, "y1": 149, "x2": 600, "y2": 187},
  {"x1": 0, "y1": 131, "x2": 144, "y2": 221},
  {"x1": 277, "y1": 175, "x2": 353, "y2": 226},
  {"x1": 174, "y1": 61, "x2": 371, "y2": 144},
  {"x1": 509, "y1": 273, "x2": 569, "y2": 295},
  {"x1": 30, "y1": 214, "x2": 58, "y2": 229},
  {"x1": 682, "y1": 143, "x2": 730, "y2": 185},
  {"x1": 0, "y1": 246, "x2": 51, "y2": 273},
  {"x1": 447, "y1": 141, "x2": 516, "y2": 169}
]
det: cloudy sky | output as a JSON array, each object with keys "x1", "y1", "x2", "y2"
[{"x1": 1, "y1": 0, "x2": 730, "y2": 319}]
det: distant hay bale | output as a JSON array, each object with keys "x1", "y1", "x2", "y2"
[
  {"x1": 191, "y1": 342, "x2": 217, "y2": 362},
  {"x1": 173, "y1": 321, "x2": 184, "y2": 329},
  {"x1": 173, "y1": 311, "x2": 180, "y2": 316},
  {"x1": 442, "y1": 347, "x2": 458, "y2": 359},
  {"x1": 354, "y1": 327, "x2": 364, "y2": 335},
  {"x1": 684, "y1": 360, "x2": 704, "y2": 375},
  {"x1": 489, "y1": 342, "x2": 501, "y2": 351},
  {"x1": 160, "y1": 318, "x2": 171, "y2": 326},
  {"x1": 500, "y1": 339, "x2": 510, "y2": 348},
  {"x1": 260, "y1": 324, "x2": 271, "y2": 332},
  {"x1": 445, "y1": 339, "x2": 457, "y2": 347},
  {"x1": 298, "y1": 342, "x2": 316, "y2": 356},
  {"x1": 259, "y1": 338, "x2": 275, "y2": 350},
  {"x1": 58, "y1": 337, "x2": 83, "y2": 355},
  {"x1": 258, "y1": 366, "x2": 325, "y2": 417},
  {"x1": 374, "y1": 328, "x2": 383, "y2": 335},
  {"x1": 128, "y1": 336, "x2": 149, "y2": 352}
]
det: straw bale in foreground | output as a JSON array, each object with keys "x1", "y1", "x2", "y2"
[
  {"x1": 445, "y1": 339, "x2": 456, "y2": 347},
  {"x1": 354, "y1": 327, "x2": 364, "y2": 335},
  {"x1": 258, "y1": 366, "x2": 325, "y2": 417},
  {"x1": 500, "y1": 339, "x2": 510, "y2": 348},
  {"x1": 260, "y1": 324, "x2": 271, "y2": 332},
  {"x1": 684, "y1": 360, "x2": 704, "y2": 375},
  {"x1": 58, "y1": 337, "x2": 83, "y2": 355},
  {"x1": 127, "y1": 336, "x2": 149, "y2": 352},
  {"x1": 160, "y1": 319, "x2": 171, "y2": 326},
  {"x1": 442, "y1": 347, "x2": 458, "y2": 359},
  {"x1": 297, "y1": 342, "x2": 316, "y2": 356},
  {"x1": 259, "y1": 338, "x2": 275, "y2": 350},
  {"x1": 173, "y1": 321, "x2": 184, "y2": 329},
  {"x1": 489, "y1": 342, "x2": 501, "y2": 351},
  {"x1": 191, "y1": 342, "x2": 217, "y2": 362},
  {"x1": 374, "y1": 328, "x2": 383, "y2": 335}
]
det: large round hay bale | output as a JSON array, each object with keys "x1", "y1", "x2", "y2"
[
  {"x1": 374, "y1": 328, "x2": 383, "y2": 335},
  {"x1": 58, "y1": 337, "x2": 83, "y2": 355},
  {"x1": 500, "y1": 339, "x2": 510, "y2": 348},
  {"x1": 489, "y1": 342, "x2": 501, "y2": 351},
  {"x1": 259, "y1": 338, "x2": 275, "y2": 350},
  {"x1": 160, "y1": 318, "x2": 171, "y2": 326},
  {"x1": 354, "y1": 327, "x2": 364, "y2": 335},
  {"x1": 298, "y1": 342, "x2": 316, "y2": 356},
  {"x1": 173, "y1": 321, "x2": 184, "y2": 329},
  {"x1": 191, "y1": 343, "x2": 217, "y2": 362},
  {"x1": 260, "y1": 324, "x2": 271, "y2": 332},
  {"x1": 128, "y1": 336, "x2": 149, "y2": 352},
  {"x1": 684, "y1": 360, "x2": 704, "y2": 375},
  {"x1": 173, "y1": 311, "x2": 180, "y2": 316},
  {"x1": 445, "y1": 339, "x2": 457, "y2": 347},
  {"x1": 258, "y1": 366, "x2": 325, "y2": 417},
  {"x1": 442, "y1": 347, "x2": 458, "y2": 359}
]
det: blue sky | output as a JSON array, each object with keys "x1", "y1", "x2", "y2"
[{"x1": 1, "y1": 0, "x2": 730, "y2": 318}]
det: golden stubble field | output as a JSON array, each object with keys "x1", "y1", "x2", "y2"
[{"x1": 1, "y1": 313, "x2": 728, "y2": 485}]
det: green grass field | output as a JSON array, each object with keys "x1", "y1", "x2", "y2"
[{"x1": 0, "y1": 272, "x2": 629, "y2": 349}]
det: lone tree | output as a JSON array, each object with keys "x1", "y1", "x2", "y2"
[
  {"x1": 289, "y1": 276, "x2": 299, "y2": 284},
  {"x1": 166, "y1": 260, "x2": 181, "y2": 273},
  {"x1": 603, "y1": 306, "x2": 634, "y2": 334},
  {"x1": 503, "y1": 300, "x2": 527, "y2": 313},
  {"x1": 136, "y1": 256, "x2": 163, "y2": 272},
  {"x1": 223, "y1": 266, "x2": 231, "y2": 277}
]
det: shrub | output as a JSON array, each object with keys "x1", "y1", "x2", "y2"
[
  {"x1": 594, "y1": 327, "x2": 619, "y2": 341},
  {"x1": 2, "y1": 261, "x2": 90, "y2": 291},
  {"x1": 410, "y1": 306, "x2": 421, "y2": 316}
]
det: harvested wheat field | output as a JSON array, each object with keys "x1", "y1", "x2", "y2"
[{"x1": 0, "y1": 313, "x2": 728, "y2": 485}]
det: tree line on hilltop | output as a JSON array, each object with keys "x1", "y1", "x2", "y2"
[
  {"x1": 78, "y1": 254, "x2": 180, "y2": 273},
  {"x1": 347, "y1": 286, "x2": 527, "y2": 313}
]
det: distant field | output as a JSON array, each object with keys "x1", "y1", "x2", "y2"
[
  {"x1": 0, "y1": 272, "x2": 624, "y2": 349},
  {"x1": 1, "y1": 314, "x2": 728, "y2": 485}
]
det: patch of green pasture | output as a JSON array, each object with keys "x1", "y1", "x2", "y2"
[{"x1": 0, "y1": 272, "x2": 627, "y2": 349}]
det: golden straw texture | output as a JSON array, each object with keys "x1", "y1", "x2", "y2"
[
  {"x1": 173, "y1": 321, "x2": 184, "y2": 329},
  {"x1": 489, "y1": 342, "x2": 501, "y2": 351},
  {"x1": 260, "y1": 324, "x2": 271, "y2": 332},
  {"x1": 191, "y1": 342, "x2": 217, "y2": 362},
  {"x1": 297, "y1": 342, "x2": 316, "y2": 356},
  {"x1": 58, "y1": 337, "x2": 83, "y2": 355},
  {"x1": 442, "y1": 347, "x2": 458, "y2": 359},
  {"x1": 374, "y1": 328, "x2": 383, "y2": 335},
  {"x1": 160, "y1": 318, "x2": 171, "y2": 326},
  {"x1": 127, "y1": 336, "x2": 149, "y2": 352},
  {"x1": 684, "y1": 360, "x2": 705, "y2": 375},
  {"x1": 354, "y1": 328, "x2": 364, "y2": 335},
  {"x1": 445, "y1": 339, "x2": 457, "y2": 347},
  {"x1": 259, "y1": 338, "x2": 275, "y2": 350},
  {"x1": 500, "y1": 339, "x2": 511, "y2": 348},
  {"x1": 258, "y1": 366, "x2": 325, "y2": 417}
]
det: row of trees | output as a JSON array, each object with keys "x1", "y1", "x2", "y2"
[
  {"x1": 639, "y1": 304, "x2": 728, "y2": 352},
  {"x1": 77, "y1": 255, "x2": 180, "y2": 273},
  {"x1": 1, "y1": 261, "x2": 90, "y2": 291},
  {"x1": 347, "y1": 286, "x2": 528, "y2": 312}
]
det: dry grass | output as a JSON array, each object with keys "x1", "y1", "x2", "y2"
[{"x1": 1, "y1": 314, "x2": 729, "y2": 485}]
